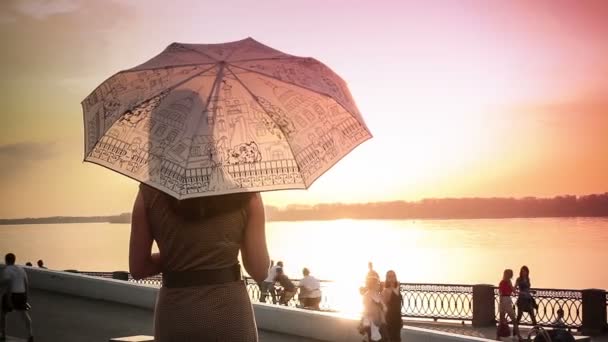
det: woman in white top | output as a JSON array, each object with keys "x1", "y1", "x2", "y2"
[{"x1": 361, "y1": 275, "x2": 386, "y2": 341}]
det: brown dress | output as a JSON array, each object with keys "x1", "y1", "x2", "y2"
[{"x1": 140, "y1": 184, "x2": 258, "y2": 342}]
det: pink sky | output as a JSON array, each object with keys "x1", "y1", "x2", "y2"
[{"x1": 0, "y1": 0, "x2": 607, "y2": 218}]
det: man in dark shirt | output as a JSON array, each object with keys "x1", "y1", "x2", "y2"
[{"x1": 274, "y1": 267, "x2": 296, "y2": 305}]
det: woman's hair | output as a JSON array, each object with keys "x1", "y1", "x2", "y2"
[
  {"x1": 146, "y1": 185, "x2": 253, "y2": 221},
  {"x1": 503, "y1": 269, "x2": 513, "y2": 281},
  {"x1": 385, "y1": 270, "x2": 399, "y2": 288},
  {"x1": 519, "y1": 265, "x2": 530, "y2": 279}
]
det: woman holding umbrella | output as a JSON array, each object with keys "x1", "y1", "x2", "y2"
[
  {"x1": 84, "y1": 38, "x2": 371, "y2": 342},
  {"x1": 130, "y1": 186, "x2": 269, "y2": 341}
]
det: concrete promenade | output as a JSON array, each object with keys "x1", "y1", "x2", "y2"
[
  {"x1": 3, "y1": 288, "x2": 321, "y2": 342},
  {"x1": 405, "y1": 321, "x2": 597, "y2": 342}
]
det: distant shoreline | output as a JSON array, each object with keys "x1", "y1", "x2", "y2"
[
  {"x1": 0, "y1": 213, "x2": 132, "y2": 225},
  {"x1": 2, "y1": 214, "x2": 608, "y2": 226},
  {"x1": 2, "y1": 193, "x2": 607, "y2": 225}
]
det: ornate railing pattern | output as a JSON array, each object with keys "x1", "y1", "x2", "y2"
[
  {"x1": 243, "y1": 278, "x2": 337, "y2": 311},
  {"x1": 75, "y1": 271, "x2": 600, "y2": 329},
  {"x1": 493, "y1": 288, "x2": 582, "y2": 329},
  {"x1": 400, "y1": 283, "x2": 473, "y2": 321},
  {"x1": 79, "y1": 271, "x2": 163, "y2": 286},
  {"x1": 78, "y1": 271, "x2": 336, "y2": 310}
]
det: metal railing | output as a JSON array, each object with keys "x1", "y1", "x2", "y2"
[
  {"x1": 76, "y1": 270, "x2": 595, "y2": 329},
  {"x1": 401, "y1": 283, "x2": 473, "y2": 322},
  {"x1": 493, "y1": 288, "x2": 582, "y2": 329},
  {"x1": 243, "y1": 278, "x2": 338, "y2": 311}
]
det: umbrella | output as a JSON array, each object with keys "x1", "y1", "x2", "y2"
[{"x1": 82, "y1": 37, "x2": 371, "y2": 199}]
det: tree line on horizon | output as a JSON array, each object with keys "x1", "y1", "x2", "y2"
[
  {"x1": 1, "y1": 193, "x2": 607, "y2": 225},
  {"x1": 265, "y1": 193, "x2": 608, "y2": 221}
]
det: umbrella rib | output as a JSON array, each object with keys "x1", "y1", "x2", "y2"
[
  {"x1": 84, "y1": 64, "x2": 217, "y2": 160},
  {"x1": 180, "y1": 63, "x2": 226, "y2": 197},
  {"x1": 230, "y1": 63, "x2": 373, "y2": 139},
  {"x1": 228, "y1": 56, "x2": 301, "y2": 63},
  {"x1": 120, "y1": 61, "x2": 217, "y2": 74},
  {"x1": 122, "y1": 64, "x2": 217, "y2": 117},
  {"x1": 228, "y1": 63, "x2": 360, "y2": 121},
  {"x1": 225, "y1": 66, "x2": 302, "y2": 181},
  {"x1": 177, "y1": 45, "x2": 220, "y2": 63}
]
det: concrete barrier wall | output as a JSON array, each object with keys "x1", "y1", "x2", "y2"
[
  {"x1": 5, "y1": 266, "x2": 493, "y2": 342},
  {"x1": 22, "y1": 266, "x2": 158, "y2": 310},
  {"x1": 254, "y1": 303, "x2": 494, "y2": 342}
]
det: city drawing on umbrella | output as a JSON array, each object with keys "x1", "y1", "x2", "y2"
[{"x1": 82, "y1": 37, "x2": 372, "y2": 199}]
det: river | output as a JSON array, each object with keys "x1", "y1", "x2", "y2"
[{"x1": 1, "y1": 217, "x2": 607, "y2": 291}]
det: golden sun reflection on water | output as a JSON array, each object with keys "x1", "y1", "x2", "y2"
[
  {"x1": 264, "y1": 219, "x2": 444, "y2": 315},
  {"x1": 263, "y1": 217, "x2": 608, "y2": 315}
]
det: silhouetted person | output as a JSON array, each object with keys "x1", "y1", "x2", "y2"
[
  {"x1": 497, "y1": 269, "x2": 518, "y2": 340},
  {"x1": 1, "y1": 253, "x2": 33, "y2": 341},
  {"x1": 552, "y1": 308, "x2": 565, "y2": 328},
  {"x1": 36, "y1": 260, "x2": 46, "y2": 269},
  {"x1": 382, "y1": 270, "x2": 403, "y2": 342},
  {"x1": 515, "y1": 266, "x2": 537, "y2": 327},
  {"x1": 130, "y1": 185, "x2": 269, "y2": 341},
  {"x1": 367, "y1": 261, "x2": 379, "y2": 280},
  {"x1": 298, "y1": 267, "x2": 321, "y2": 310},
  {"x1": 258, "y1": 260, "x2": 278, "y2": 304},
  {"x1": 274, "y1": 267, "x2": 296, "y2": 305},
  {"x1": 360, "y1": 274, "x2": 386, "y2": 342},
  {"x1": 25, "y1": 263, "x2": 32, "y2": 267}
]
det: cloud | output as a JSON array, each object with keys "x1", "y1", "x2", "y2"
[
  {"x1": 0, "y1": 0, "x2": 138, "y2": 91},
  {"x1": 0, "y1": 12, "x2": 17, "y2": 24},
  {"x1": 0, "y1": 0, "x2": 81, "y2": 24},
  {"x1": 14, "y1": 0, "x2": 81, "y2": 19},
  {"x1": 0, "y1": 142, "x2": 58, "y2": 177}
]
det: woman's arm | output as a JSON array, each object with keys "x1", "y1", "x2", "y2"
[
  {"x1": 129, "y1": 189, "x2": 162, "y2": 280},
  {"x1": 241, "y1": 193, "x2": 270, "y2": 282}
]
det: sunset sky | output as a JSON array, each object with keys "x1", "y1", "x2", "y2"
[{"x1": 0, "y1": 0, "x2": 607, "y2": 218}]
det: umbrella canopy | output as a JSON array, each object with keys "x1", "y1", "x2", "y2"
[{"x1": 82, "y1": 37, "x2": 371, "y2": 199}]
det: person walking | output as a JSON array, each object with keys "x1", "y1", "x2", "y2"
[
  {"x1": 497, "y1": 269, "x2": 518, "y2": 340},
  {"x1": 129, "y1": 184, "x2": 270, "y2": 341},
  {"x1": 515, "y1": 266, "x2": 537, "y2": 328},
  {"x1": 360, "y1": 275, "x2": 386, "y2": 342},
  {"x1": 1, "y1": 253, "x2": 34, "y2": 342},
  {"x1": 382, "y1": 270, "x2": 403, "y2": 342}
]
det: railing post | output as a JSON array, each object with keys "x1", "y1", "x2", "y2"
[
  {"x1": 112, "y1": 271, "x2": 129, "y2": 281},
  {"x1": 581, "y1": 288, "x2": 607, "y2": 336},
  {"x1": 472, "y1": 284, "x2": 495, "y2": 327}
]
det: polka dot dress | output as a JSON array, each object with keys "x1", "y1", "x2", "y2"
[{"x1": 140, "y1": 184, "x2": 258, "y2": 342}]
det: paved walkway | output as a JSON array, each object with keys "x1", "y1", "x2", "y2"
[
  {"x1": 5, "y1": 289, "x2": 605, "y2": 341},
  {"x1": 3, "y1": 289, "x2": 321, "y2": 342},
  {"x1": 405, "y1": 321, "x2": 602, "y2": 342}
]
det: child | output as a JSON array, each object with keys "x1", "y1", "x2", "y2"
[{"x1": 552, "y1": 308, "x2": 566, "y2": 328}]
